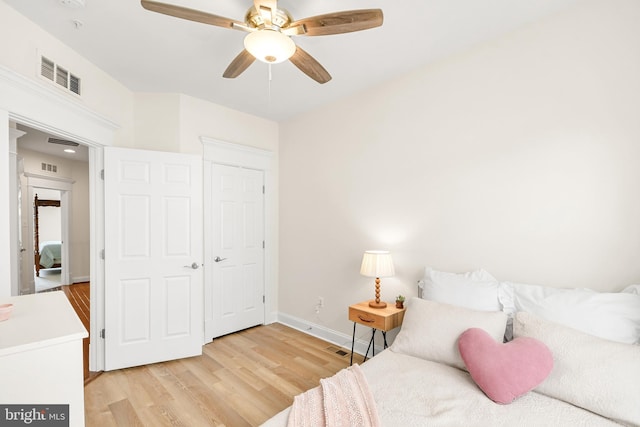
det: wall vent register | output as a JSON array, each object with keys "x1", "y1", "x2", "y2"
[
  {"x1": 40, "y1": 56, "x2": 81, "y2": 96},
  {"x1": 41, "y1": 163, "x2": 58, "y2": 173}
]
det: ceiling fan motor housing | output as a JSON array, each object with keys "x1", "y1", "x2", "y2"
[{"x1": 245, "y1": 6, "x2": 293, "y2": 30}]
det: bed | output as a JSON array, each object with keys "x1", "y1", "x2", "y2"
[
  {"x1": 261, "y1": 268, "x2": 640, "y2": 427},
  {"x1": 34, "y1": 194, "x2": 62, "y2": 276}
]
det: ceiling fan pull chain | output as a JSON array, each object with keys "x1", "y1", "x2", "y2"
[{"x1": 268, "y1": 63, "x2": 272, "y2": 111}]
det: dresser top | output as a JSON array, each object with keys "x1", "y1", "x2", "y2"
[{"x1": 0, "y1": 291, "x2": 88, "y2": 356}]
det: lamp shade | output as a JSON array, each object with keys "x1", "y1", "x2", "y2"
[
  {"x1": 360, "y1": 250, "x2": 395, "y2": 278},
  {"x1": 244, "y1": 29, "x2": 296, "y2": 64}
]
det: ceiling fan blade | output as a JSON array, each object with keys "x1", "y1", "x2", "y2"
[
  {"x1": 223, "y1": 49, "x2": 256, "y2": 79},
  {"x1": 289, "y1": 9, "x2": 383, "y2": 36},
  {"x1": 289, "y1": 46, "x2": 331, "y2": 84},
  {"x1": 141, "y1": 0, "x2": 244, "y2": 30},
  {"x1": 281, "y1": 25, "x2": 306, "y2": 36}
]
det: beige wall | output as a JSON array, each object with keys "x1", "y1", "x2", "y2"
[
  {"x1": 132, "y1": 93, "x2": 279, "y2": 154},
  {"x1": 133, "y1": 93, "x2": 182, "y2": 152},
  {"x1": 278, "y1": 0, "x2": 640, "y2": 337},
  {"x1": 179, "y1": 94, "x2": 279, "y2": 154}
]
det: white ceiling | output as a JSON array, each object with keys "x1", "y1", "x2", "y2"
[
  {"x1": 17, "y1": 124, "x2": 90, "y2": 162},
  {"x1": 6, "y1": 0, "x2": 581, "y2": 122}
]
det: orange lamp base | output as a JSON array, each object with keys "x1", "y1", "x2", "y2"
[
  {"x1": 368, "y1": 277, "x2": 387, "y2": 308},
  {"x1": 368, "y1": 300, "x2": 387, "y2": 309}
]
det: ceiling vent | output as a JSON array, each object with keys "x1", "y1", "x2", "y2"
[
  {"x1": 48, "y1": 137, "x2": 80, "y2": 147},
  {"x1": 40, "y1": 56, "x2": 82, "y2": 96}
]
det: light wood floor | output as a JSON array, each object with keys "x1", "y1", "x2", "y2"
[{"x1": 85, "y1": 323, "x2": 365, "y2": 426}]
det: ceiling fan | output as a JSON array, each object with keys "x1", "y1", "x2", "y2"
[{"x1": 140, "y1": 0, "x2": 383, "y2": 84}]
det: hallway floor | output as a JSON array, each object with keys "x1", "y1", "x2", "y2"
[
  {"x1": 62, "y1": 282, "x2": 101, "y2": 384},
  {"x1": 35, "y1": 268, "x2": 62, "y2": 292}
]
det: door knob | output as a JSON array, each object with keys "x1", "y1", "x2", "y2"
[
  {"x1": 214, "y1": 256, "x2": 227, "y2": 263},
  {"x1": 183, "y1": 262, "x2": 200, "y2": 269}
]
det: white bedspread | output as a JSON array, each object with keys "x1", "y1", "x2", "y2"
[{"x1": 262, "y1": 350, "x2": 622, "y2": 427}]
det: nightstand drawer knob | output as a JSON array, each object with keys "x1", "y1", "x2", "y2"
[{"x1": 358, "y1": 315, "x2": 375, "y2": 323}]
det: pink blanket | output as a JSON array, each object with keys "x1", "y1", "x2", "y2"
[{"x1": 287, "y1": 364, "x2": 381, "y2": 427}]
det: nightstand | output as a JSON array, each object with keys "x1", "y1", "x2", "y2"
[{"x1": 348, "y1": 301, "x2": 405, "y2": 365}]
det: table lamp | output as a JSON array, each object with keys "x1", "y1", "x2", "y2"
[{"x1": 360, "y1": 250, "x2": 395, "y2": 308}]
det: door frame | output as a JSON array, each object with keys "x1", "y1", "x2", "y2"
[
  {"x1": 202, "y1": 137, "x2": 278, "y2": 329},
  {"x1": 8, "y1": 127, "x2": 25, "y2": 297},
  {"x1": 24, "y1": 174, "x2": 73, "y2": 292},
  {"x1": 1, "y1": 65, "x2": 117, "y2": 371}
]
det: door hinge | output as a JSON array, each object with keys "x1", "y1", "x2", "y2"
[
  {"x1": 100, "y1": 249, "x2": 105, "y2": 260},
  {"x1": 100, "y1": 169, "x2": 104, "y2": 180},
  {"x1": 262, "y1": 185, "x2": 265, "y2": 194},
  {"x1": 263, "y1": 295, "x2": 265, "y2": 303},
  {"x1": 100, "y1": 328, "x2": 106, "y2": 339},
  {"x1": 262, "y1": 240, "x2": 265, "y2": 249}
]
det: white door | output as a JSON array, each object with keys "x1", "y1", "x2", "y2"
[
  {"x1": 204, "y1": 163, "x2": 265, "y2": 341},
  {"x1": 104, "y1": 147, "x2": 203, "y2": 370}
]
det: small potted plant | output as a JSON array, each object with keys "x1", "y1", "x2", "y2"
[{"x1": 395, "y1": 295, "x2": 405, "y2": 309}]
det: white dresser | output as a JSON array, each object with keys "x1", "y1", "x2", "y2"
[{"x1": 0, "y1": 291, "x2": 88, "y2": 426}]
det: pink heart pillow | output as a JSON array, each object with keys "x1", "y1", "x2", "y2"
[{"x1": 458, "y1": 328, "x2": 553, "y2": 404}]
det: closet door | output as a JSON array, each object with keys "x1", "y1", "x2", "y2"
[{"x1": 204, "y1": 163, "x2": 265, "y2": 340}]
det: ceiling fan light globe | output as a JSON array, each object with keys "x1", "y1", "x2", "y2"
[{"x1": 244, "y1": 29, "x2": 296, "y2": 64}]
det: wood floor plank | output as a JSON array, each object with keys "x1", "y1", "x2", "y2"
[
  {"x1": 177, "y1": 369, "x2": 252, "y2": 427},
  {"x1": 108, "y1": 398, "x2": 144, "y2": 427},
  {"x1": 85, "y1": 410, "x2": 118, "y2": 427},
  {"x1": 251, "y1": 345, "x2": 330, "y2": 387},
  {"x1": 146, "y1": 365, "x2": 223, "y2": 427},
  {"x1": 174, "y1": 356, "x2": 223, "y2": 388},
  {"x1": 208, "y1": 368, "x2": 281, "y2": 422},
  {"x1": 85, "y1": 324, "x2": 353, "y2": 426},
  {"x1": 148, "y1": 398, "x2": 223, "y2": 427},
  {"x1": 251, "y1": 365, "x2": 306, "y2": 399}
]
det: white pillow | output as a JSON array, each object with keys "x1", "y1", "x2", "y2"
[
  {"x1": 419, "y1": 267, "x2": 501, "y2": 312},
  {"x1": 499, "y1": 281, "x2": 640, "y2": 344},
  {"x1": 623, "y1": 284, "x2": 640, "y2": 295},
  {"x1": 390, "y1": 297, "x2": 508, "y2": 371},
  {"x1": 513, "y1": 311, "x2": 640, "y2": 426}
]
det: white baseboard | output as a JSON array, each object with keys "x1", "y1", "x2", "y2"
[
  {"x1": 276, "y1": 312, "x2": 384, "y2": 357},
  {"x1": 265, "y1": 310, "x2": 278, "y2": 325},
  {"x1": 72, "y1": 275, "x2": 89, "y2": 283}
]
